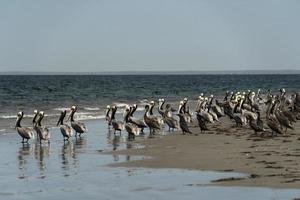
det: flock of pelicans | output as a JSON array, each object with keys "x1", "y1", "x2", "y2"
[{"x1": 15, "y1": 88, "x2": 300, "y2": 143}]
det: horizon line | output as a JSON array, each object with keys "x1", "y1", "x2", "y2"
[{"x1": 0, "y1": 69, "x2": 299, "y2": 75}]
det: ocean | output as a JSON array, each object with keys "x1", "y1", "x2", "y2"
[{"x1": 0, "y1": 74, "x2": 299, "y2": 132}]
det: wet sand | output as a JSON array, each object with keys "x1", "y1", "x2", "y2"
[{"x1": 109, "y1": 117, "x2": 300, "y2": 188}]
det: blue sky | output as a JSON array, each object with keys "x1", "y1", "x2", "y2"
[{"x1": 0, "y1": 0, "x2": 300, "y2": 72}]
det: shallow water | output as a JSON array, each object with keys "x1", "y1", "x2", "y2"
[{"x1": 1, "y1": 118, "x2": 300, "y2": 200}]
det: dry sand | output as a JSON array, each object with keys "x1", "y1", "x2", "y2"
[{"x1": 107, "y1": 116, "x2": 300, "y2": 188}]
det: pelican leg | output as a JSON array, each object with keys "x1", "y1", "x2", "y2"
[
  {"x1": 21, "y1": 138, "x2": 25, "y2": 143},
  {"x1": 26, "y1": 138, "x2": 29, "y2": 143}
]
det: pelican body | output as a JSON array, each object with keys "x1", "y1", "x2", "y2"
[
  {"x1": 35, "y1": 111, "x2": 50, "y2": 143},
  {"x1": 16, "y1": 111, "x2": 35, "y2": 143},
  {"x1": 68, "y1": 106, "x2": 87, "y2": 137},
  {"x1": 57, "y1": 110, "x2": 73, "y2": 140}
]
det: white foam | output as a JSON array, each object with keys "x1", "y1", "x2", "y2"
[
  {"x1": 113, "y1": 103, "x2": 128, "y2": 108},
  {"x1": 53, "y1": 107, "x2": 70, "y2": 111},
  {"x1": 0, "y1": 115, "x2": 16, "y2": 119},
  {"x1": 75, "y1": 114, "x2": 105, "y2": 121},
  {"x1": 84, "y1": 107, "x2": 101, "y2": 111}
]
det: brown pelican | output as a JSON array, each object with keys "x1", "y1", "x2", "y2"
[
  {"x1": 16, "y1": 111, "x2": 35, "y2": 143},
  {"x1": 266, "y1": 100, "x2": 284, "y2": 136},
  {"x1": 110, "y1": 105, "x2": 125, "y2": 134},
  {"x1": 247, "y1": 111, "x2": 265, "y2": 135},
  {"x1": 144, "y1": 104, "x2": 161, "y2": 135},
  {"x1": 158, "y1": 98, "x2": 165, "y2": 117},
  {"x1": 197, "y1": 100, "x2": 214, "y2": 123},
  {"x1": 182, "y1": 97, "x2": 192, "y2": 123},
  {"x1": 209, "y1": 95, "x2": 224, "y2": 118},
  {"x1": 35, "y1": 111, "x2": 50, "y2": 143},
  {"x1": 163, "y1": 104, "x2": 179, "y2": 132},
  {"x1": 149, "y1": 100, "x2": 164, "y2": 126},
  {"x1": 177, "y1": 102, "x2": 192, "y2": 134},
  {"x1": 32, "y1": 110, "x2": 39, "y2": 139},
  {"x1": 274, "y1": 99, "x2": 294, "y2": 133},
  {"x1": 124, "y1": 105, "x2": 140, "y2": 140},
  {"x1": 105, "y1": 105, "x2": 112, "y2": 128},
  {"x1": 57, "y1": 110, "x2": 73, "y2": 141},
  {"x1": 67, "y1": 106, "x2": 87, "y2": 137},
  {"x1": 128, "y1": 104, "x2": 147, "y2": 133},
  {"x1": 164, "y1": 104, "x2": 174, "y2": 118},
  {"x1": 196, "y1": 112, "x2": 208, "y2": 133},
  {"x1": 207, "y1": 95, "x2": 219, "y2": 122}
]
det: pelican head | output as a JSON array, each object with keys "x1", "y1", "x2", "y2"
[
  {"x1": 150, "y1": 101, "x2": 155, "y2": 105},
  {"x1": 71, "y1": 106, "x2": 77, "y2": 112},
  {"x1": 39, "y1": 111, "x2": 44, "y2": 116},
  {"x1": 183, "y1": 97, "x2": 188, "y2": 103},
  {"x1": 34, "y1": 110, "x2": 38, "y2": 114},
  {"x1": 17, "y1": 111, "x2": 23, "y2": 118}
]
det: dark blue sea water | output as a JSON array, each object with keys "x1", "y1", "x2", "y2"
[{"x1": 0, "y1": 74, "x2": 299, "y2": 131}]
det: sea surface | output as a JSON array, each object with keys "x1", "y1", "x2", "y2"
[{"x1": 0, "y1": 74, "x2": 299, "y2": 132}]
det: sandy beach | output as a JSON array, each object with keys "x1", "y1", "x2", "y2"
[{"x1": 109, "y1": 116, "x2": 300, "y2": 189}]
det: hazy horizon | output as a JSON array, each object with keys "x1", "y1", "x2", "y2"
[{"x1": 1, "y1": 0, "x2": 300, "y2": 72}]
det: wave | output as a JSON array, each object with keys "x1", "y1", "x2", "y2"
[
  {"x1": 84, "y1": 107, "x2": 101, "y2": 111},
  {"x1": 53, "y1": 107, "x2": 70, "y2": 111},
  {"x1": 75, "y1": 114, "x2": 105, "y2": 121}
]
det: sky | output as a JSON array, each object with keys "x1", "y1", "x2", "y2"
[{"x1": 0, "y1": 0, "x2": 300, "y2": 72}]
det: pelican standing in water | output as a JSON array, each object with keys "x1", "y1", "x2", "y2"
[
  {"x1": 144, "y1": 104, "x2": 161, "y2": 135},
  {"x1": 124, "y1": 105, "x2": 140, "y2": 140},
  {"x1": 57, "y1": 110, "x2": 73, "y2": 141},
  {"x1": 105, "y1": 105, "x2": 112, "y2": 129},
  {"x1": 35, "y1": 111, "x2": 51, "y2": 143},
  {"x1": 16, "y1": 111, "x2": 35, "y2": 143},
  {"x1": 67, "y1": 106, "x2": 87, "y2": 137},
  {"x1": 32, "y1": 110, "x2": 39, "y2": 139},
  {"x1": 110, "y1": 105, "x2": 125, "y2": 134}
]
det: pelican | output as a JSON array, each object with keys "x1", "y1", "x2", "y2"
[
  {"x1": 16, "y1": 111, "x2": 35, "y2": 143},
  {"x1": 35, "y1": 111, "x2": 50, "y2": 143},
  {"x1": 196, "y1": 112, "x2": 208, "y2": 133},
  {"x1": 274, "y1": 99, "x2": 294, "y2": 133},
  {"x1": 105, "y1": 105, "x2": 112, "y2": 128},
  {"x1": 266, "y1": 100, "x2": 284, "y2": 136},
  {"x1": 67, "y1": 106, "x2": 87, "y2": 137},
  {"x1": 158, "y1": 98, "x2": 166, "y2": 117},
  {"x1": 124, "y1": 105, "x2": 140, "y2": 140},
  {"x1": 182, "y1": 97, "x2": 192, "y2": 123},
  {"x1": 128, "y1": 104, "x2": 147, "y2": 133},
  {"x1": 57, "y1": 110, "x2": 73, "y2": 141},
  {"x1": 149, "y1": 100, "x2": 164, "y2": 126},
  {"x1": 110, "y1": 105, "x2": 125, "y2": 134},
  {"x1": 197, "y1": 100, "x2": 214, "y2": 123},
  {"x1": 144, "y1": 104, "x2": 161, "y2": 135},
  {"x1": 163, "y1": 105, "x2": 179, "y2": 132},
  {"x1": 248, "y1": 111, "x2": 265, "y2": 135},
  {"x1": 177, "y1": 102, "x2": 192, "y2": 134},
  {"x1": 32, "y1": 110, "x2": 39, "y2": 139}
]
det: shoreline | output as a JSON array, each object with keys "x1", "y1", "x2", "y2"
[{"x1": 106, "y1": 117, "x2": 300, "y2": 189}]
